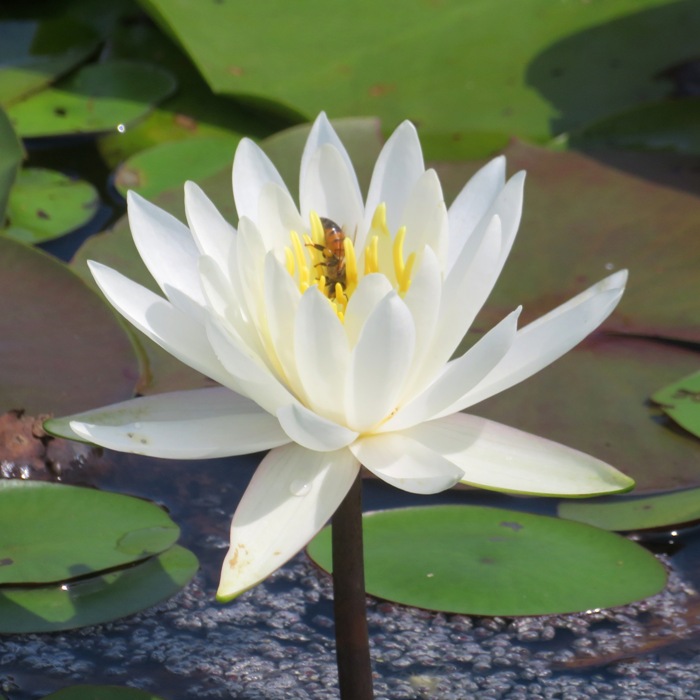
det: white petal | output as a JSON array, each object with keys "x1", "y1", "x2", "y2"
[
  {"x1": 256, "y1": 182, "x2": 306, "y2": 253},
  {"x1": 294, "y1": 286, "x2": 349, "y2": 422},
  {"x1": 386, "y1": 306, "x2": 521, "y2": 431},
  {"x1": 343, "y1": 273, "x2": 393, "y2": 348},
  {"x1": 47, "y1": 388, "x2": 290, "y2": 459},
  {"x1": 346, "y1": 291, "x2": 415, "y2": 432},
  {"x1": 299, "y1": 143, "x2": 364, "y2": 235},
  {"x1": 446, "y1": 156, "x2": 505, "y2": 270},
  {"x1": 232, "y1": 138, "x2": 287, "y2": 222},
  {"x1": 127, "y1": 191, "x2": 205, "y2": 319},
  {"x1": 412, "y1": 413, "x2": 634, "y2": 496},
  {"x1": 217, "y1": 443, "x2": 360, "y2": 600},
  {"x1": 401, "y1": 169, "x2": 449, "y2": 267},
  {"x1": 364, "y1": 120, "x2": 425, "y2": 236},
  {"x1": 459, "y1": 271, "x2": 627, "y2": 409},
  {"x1": 276, "y1": 403, "x2": 358, "y2": 451},
  {"x1": 350, "y1": 431, "x2": 463, "y2": 494},
  {"x1": 88, "y1": 261, "x2": 231, "y2": 386},
  {"x1": 300, "y1": 113, "x2": 362, "y2": 214},
  {"x1": 184, "y1": 181, "x2": 236, "y2": 274},
  {"x1": 206, "y1": 318, "x2": 297, "y2": 414}
]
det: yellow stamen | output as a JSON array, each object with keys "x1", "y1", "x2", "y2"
[
  {"x1": 365, "y1": 235, "x2": 379, "y2": 275},
  {"x1": 371, "y1": 203, "x2": 390, "y2": 237},
  {"x1": 309, "y1": 210, "x2": 325, "y2": 246},
  {"x1": 393, "y1": 226, "x2": 407, "y2": 282},
  {"x1": 284, "y1": 247, "x2": 295, "y2": 277},
  {"x1": 344, "y1": 236, "x2": 357, "y2": 294},
  {"x1": 400, "y1": 252, "x2": 416, "y2": 294}
]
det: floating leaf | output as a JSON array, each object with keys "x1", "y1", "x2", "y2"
[
  {"x1": 651, "y1": 369, "x2": 700, "y2": 440},
  {"x1": 114, "y1": 137, "x2": 239, "y2": 200},
  {"x1": 2, "y1": 168, "x2": 99, "y2": 244},
  {"x1": 0, "y1": 17, "x2": 100, "y2": 107},
  {"x1": 0, "y1": 236, "x2": 140, "y2": 415},
  {"x1": 138, "y1": 0, "x2": 700, "y2": 158},
  {"x1": 0, "y1": 481, "x2": 180, "y2": 584},
  {"x1": 72, "y1": 118, "x2": 383, "y2": 394},
  {"x1": 570, "y1": 98, "x2": 700, "y2": 155},
  {"x1": 307, "y1": 506, "x2": 666, "y2": 615},
  {"x1": 44, "y1": 687, "x2": 166, "y2": 700},
  {"x1": 44, "y1": 687, "x2": 165, "y2": 700},
  {"x1": 7, "y1": 60, "x2": 176, "y2": 138},
  {"x1": 558, "y1": 487, "x2": 700, "y2": 531},
  {"x1": 0, "y1": 545, "x2": 197, "y2": 634}
]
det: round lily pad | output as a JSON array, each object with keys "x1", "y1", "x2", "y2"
[
  {"x1": 651, "y1": 369, "x2": 700, "y2": 440},
  {"x1": 2, "y1": 167, "x2": 99, "y2": 244},
  {"x1": 44, "y1": 687, "x2": 166, "y2": 700},
  {"x1": 307, "y1": 505, "x2": 666, "y2": 615},
  {"x1": 0, "y1": 545, "x2": 197, "y2": 634},
  {"x1": 0, "y1": 480, "x2": 180, "y2": 584},
  {"x1": 558, "y1": 487, "x2": 700, "y2": 532}
]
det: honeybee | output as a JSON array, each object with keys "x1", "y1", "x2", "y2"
[{"x1": 308, "y1": 217, "x2": 347, "y2": 289}]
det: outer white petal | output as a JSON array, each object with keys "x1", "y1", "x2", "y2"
[
  {"x1": 294, "y1": 286, "x2": 349, "y2": 422},
  {"x1": 127, "y1": 191, "x2": 206, "y2": 319},
  {"x1": 232, "y1": 138, "x2": 287, "y2": 222},
  {"x1": 350, "y1": 432, "x2": 464, "y2": 494},
  {"x1": 410, "y1": 413, "x2": 634, "y2": 496},
  {"x1": 88, "y1": 261, "x2": 231, "y2": 386},
  {"x1": 299, "y1": 144, "x2": 364, "y2": 235},
  {"x1": 458, "y1": 271, "x2": 627, "y2": 409},
  {"x1": 45, "y1": 388, "x2": 290, "y2": 458},
  {"x1": 346, "y1": 291, "x2": 416, "y2": 432},
  {"x1": 363, "y1": 120, "x2": 425, "y2": 238},
  {"x1": 446, "y1": 156, "x2": 505, "y2": 270},
  {"x1": 217, "y1": 443, "x2": 360, "y2": 600},
  {"x1": 385, "y1": 306, "x2": 521, "y2": 432},
  {"x1": 184, "y1": 181, "x2": 236, "y2": 274},
  {"x1": 276, "y1": 403, "x2": 358, "y2": 451},
  {"x1": 300, "y1": 113, "x2": 362, "y2": 212}
]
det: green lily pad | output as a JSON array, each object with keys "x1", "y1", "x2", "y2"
[
  {"x1": 7, "y1": 60, "x2": 176, "y2": 138},
  {"x1": 0, "y1": 544, "x2": 197, "y2": 634},
  {"x1": 0, "y1": 236, "x2": 140, "y2": 415},
  {"x1": 0, "y1": 480, "x2": 179, "y2": 584},
  {"x1": 114, "y1": 136, "x2": 240, "y2": 200},
  {"x1": 44, "y1": 687, "x2": 166, "y2": 700},
  {"x1": 570, "y1": 98, "x2": 700, "y2": 155},
  {"x1": 2, "y1": 168, "x2": 99, "y2": 244},
  {"x1": 0, "y1": 17, "x2": 100, "y2": 107},
  {"x1": 651, "y1": 369, "x2": 700, "y2": 440},
  {"x1": 558, "y1": 487, "x2": 700, "y2": 531},
  {"x1": 137, "y1": 0, "x2": 700, "y2": 158},
  {"x1": 72, "y1": 117, "x2": 383, "y2": 395},
  {"x1": 307, "y1": 505, "x2": 666, "y2": 615},
  {"x1": 0, "y1": 107, "x2": 23, "y2": 224}
]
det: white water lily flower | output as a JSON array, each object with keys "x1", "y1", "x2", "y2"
[{"x1": 47, "y1": 114, "x2": 633, "y2": 601}]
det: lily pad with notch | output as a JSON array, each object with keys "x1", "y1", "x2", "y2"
[{"x1": 651, "y1": 369, "x2": 700, "y2": 440}]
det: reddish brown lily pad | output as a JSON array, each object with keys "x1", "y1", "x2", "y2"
[{"x1": 0, "y1": 237, "x2": 139, "y2": 415}]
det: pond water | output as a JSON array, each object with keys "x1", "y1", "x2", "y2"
[{"x1": 1, "y1": 447, "x2": 700, "y2": 700}]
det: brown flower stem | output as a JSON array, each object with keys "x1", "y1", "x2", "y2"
[{"x1": 332, "y1": 470, "x2": 374, "y2": 699}]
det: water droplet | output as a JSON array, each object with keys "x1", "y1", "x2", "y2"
[
  {"x1": 604, "y1": 262, "x2": 615, "y2": 270},
  {"x1": 289, "y1": 480, "x2": 311, "y2": 496},
  {"x1": 117, "y1": 123, "x2": 126, "y2": 133}
]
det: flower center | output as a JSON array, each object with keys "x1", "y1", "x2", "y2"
[{"x1": 284, "y1": 205, "x2": 416, "y2": 322}]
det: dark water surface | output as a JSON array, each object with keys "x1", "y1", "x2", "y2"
[{"x1": 2, "y1": 448, "x2": 700, "y2": 700}]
